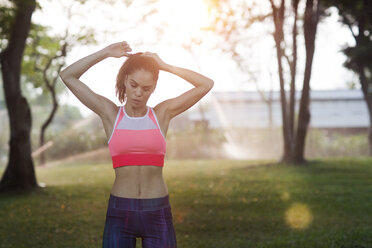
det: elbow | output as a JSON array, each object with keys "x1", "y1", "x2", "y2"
[
  {"x1": 207, "y1": 79, "x2": 214, "y2": 91},
  {"x1": 59, "y1": 69, "x2": 67, "y2": 80},
  {"x1": 200, "y1": 79, "x2": 214, "y2": 95},
  {"x1": 59, "y1": 68, "x2": 74, "y2": 82},
  {"x1": 196, "y1": 79, "x2": 214, "y2": 94}
]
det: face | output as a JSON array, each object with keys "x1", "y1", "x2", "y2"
[{"x1": 124, "y1": 69, "x2": 156, "y2": 108}]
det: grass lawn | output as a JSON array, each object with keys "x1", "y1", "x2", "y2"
[{"x1": 0, "y1": 158, "x2": 372, "y2": 248}]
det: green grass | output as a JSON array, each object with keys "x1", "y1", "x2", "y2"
[{"x1": 1, "y1": 158, "x2": 372, "y2": 248}]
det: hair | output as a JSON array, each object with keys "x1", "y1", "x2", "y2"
[{"x1": 115, "y1": 52, "x2": 160, "y2": 103}]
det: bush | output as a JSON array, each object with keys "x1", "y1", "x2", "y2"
[
  {"x1": 166, "y1": 127, "x2": 226, "y2": 159},
  {"x1": 43, "y1": 115, "x2": 107, "y2": 160}
]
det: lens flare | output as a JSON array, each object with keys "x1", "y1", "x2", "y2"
[
  {"x1": 159, "y1": 0, "x2": 210, "y2": 34},
  {"x1": 285, "y1": 202, "x2": 313, "y2": 229}
]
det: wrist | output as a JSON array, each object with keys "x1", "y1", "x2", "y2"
[
  {"x1": 99, "y1": 47, "x2": 111, "y2": 58},
  {"x1": 162, "y1": 63, "x2": 174, "y2": 72}
]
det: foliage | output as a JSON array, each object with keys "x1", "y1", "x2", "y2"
[
  {"x1": 331, "y1": 1, "x2": 372, "y2": 68},
  {"x1": 310, "y1": 129, "x2": 369, "y2": 157},
  {"x1": 2, "y1": 114, "x2": 369, "y2": 166},
  {"x1": 166, "y1": 127, "x2": 226, "y2": 159},
  {"x1": 1, "y1": 158, "x2": 372, "y2": 247},
  {"x1": 42, "y1": 114, "x2": 107, "y2": 161},
  {"x1": 20, "y1": 22, "x2": 95, "y2": 104},
  {"x1": 38, "y1": 121, "x2": 227, "y2": 162},
  {"x1": 321, "y1": 0, "x2": 372, "y2": 85},
  {"x1": 0, "y1": 103, "x2": 84, "y2": 166},
  {"x1": 0, "y1": 4, "x2": 14, "y2": 48},
  {"x1": 207, "y1": 0, "x2": 326, "y2": 163},
  {"x1": 27, "y1": 103, "x2": 83, "y2": 138},
  {"x1": 0, "y1": 1, "x2": 42, "y2": 50},
  {"x1": 21, "y1": 24, "x2": 65, "y2": 95},
  {"x1": 207, "y1": 0, "x2": 271, "y2": 82},
  {"x1": 43, "y1": 128, "x2": 107, "y2": 162},
  {"x1": 320, "y1": 0, "x2": 372, "y2": 155}
]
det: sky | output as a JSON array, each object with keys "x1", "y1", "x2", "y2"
[{"x1": 31, "y1": 0, "x2": 357, "y2": 117}]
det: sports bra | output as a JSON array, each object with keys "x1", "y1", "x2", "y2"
[{"x1": 107, "y1": 105, "x2": 166, "y2": 168}]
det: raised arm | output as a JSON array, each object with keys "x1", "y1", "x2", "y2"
[
  {"x1": 141, "y1": 52, "x2": 214, "y2": 121},
  {"x1": 59, "y1": 41, "x2": 132, "y2": 117}
]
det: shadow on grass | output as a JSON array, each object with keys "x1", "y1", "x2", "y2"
[
  {"x1": 1, "y1": 159, "x2": 372, "y2": 247},
  {"x1": 0, "y1": 184, "x2": 110, "y2": 248},
  {"x1": 233, "y1": 158, "x2": 370, "y2": 175}
]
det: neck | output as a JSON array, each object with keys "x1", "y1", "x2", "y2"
[{"x1": 124, "y1": 103, "x2": 148, "y2": 117}]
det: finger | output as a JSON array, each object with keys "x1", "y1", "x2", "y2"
[{"x1": 123, "y1": 46, "x2": 131, "y2": 51}]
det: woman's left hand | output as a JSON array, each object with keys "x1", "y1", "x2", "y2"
[{"x1": 142, "y1": 52, "x2": 169, "y2": 71}]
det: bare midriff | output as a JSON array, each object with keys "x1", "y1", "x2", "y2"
[{"x1": 110, "y1": 165, "x2": 169, "y2": 199}]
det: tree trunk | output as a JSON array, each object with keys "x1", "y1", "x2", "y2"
[
  {"x1": 356, "y1": 63, "x2": 372, "y2": 156},
  {"x1": 294, "y1": 0, "x2": 319, "y2": 164},
  {"x1": 39, "y1": 95, "x2": 58, "y2": 166},
  {"x1": 356, "y1": 1, "x2": 372, "y2": 156},
  {"x1": 0, "y1": 0, "x2": 39, "y2": 192},
  {"x1": 289, "y1": 0, "x2": 299, "y2": 156},
  {"x1": 269, "y1": 0, "x2": 292, "y2": 163},
  {"x1": 268, "y1": 91, "x2": 274, "y2": 130},
  {"x1": 39, "y1": 52, "x2": 65, "y2": 166}
]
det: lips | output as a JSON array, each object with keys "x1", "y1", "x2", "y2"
[{"x1": 133, "y1": 99, "x2": 141, "y2": 104}]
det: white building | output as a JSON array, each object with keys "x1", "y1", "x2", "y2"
[{"x1": 184, "y1": 89, "x2": 369, "y2": 130}]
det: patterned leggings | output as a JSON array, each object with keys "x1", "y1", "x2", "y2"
[{"x1": 102, "y1": 193, "x2": 177, "y2": 248}]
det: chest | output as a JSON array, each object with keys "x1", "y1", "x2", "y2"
[
  {"x1": 103, "y1": 107, "x2": 169, "y2": 142},
  {"x1": 110, "y1": 129, "x2": 166, "y2": 155},
  {"x1": 108, "y1": 108, "x2": 166, "y2": 156}
]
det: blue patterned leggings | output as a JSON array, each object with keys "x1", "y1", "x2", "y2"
[{"x1": 102, "y1": 194, "x2": 177, "y2": 248}]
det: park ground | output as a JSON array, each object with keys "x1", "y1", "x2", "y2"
[{"x1": 0, "y1": 158, "x2": 372, "y2": 248}]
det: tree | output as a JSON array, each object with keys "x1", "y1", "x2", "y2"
[
  {"x1": 22, "y1": 24, "x2": 67, "y2": 165},
  {"x1": 323, "y1": 0, "x2": 372, "y2": 155},
  {"x1": 265, "y1": 0, "x2": 321, "y2": 164},
  {"x1": 0, "y1": 0, "x2": 39, "y2": 192},
  {"x1": 210, "y1": 0, "x2": 321, "y2": 164},
  {"x1": 24, "y1": 18, "x2": 96, "y2": 166},
  {"x1": 293, "y1": 0, "x2": 320, "y2": 162}
]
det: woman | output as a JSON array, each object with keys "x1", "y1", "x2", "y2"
[{"x1": 59, "y1": 41, "x2": 213, "y2": 248}]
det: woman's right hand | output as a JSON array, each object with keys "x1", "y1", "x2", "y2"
[{"x1": 104, "y1": 41, "x2": 132, "y2": 58}]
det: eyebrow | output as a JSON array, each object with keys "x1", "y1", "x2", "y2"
[{"x1": 130, "y1": 79, "x2": 152, "y2": 88}]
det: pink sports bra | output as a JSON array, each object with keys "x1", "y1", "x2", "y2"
[{"x1": 107, "y1": 105, "x2": 166, "y2": 168}]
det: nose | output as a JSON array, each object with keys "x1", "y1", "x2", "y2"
[{"x1": 134, "y1": 88, "x2": 142, "y2": 97}]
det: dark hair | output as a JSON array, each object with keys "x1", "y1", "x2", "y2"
[{"x1": 115, "y1": 52, "x2": 160, "y2": 103}]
